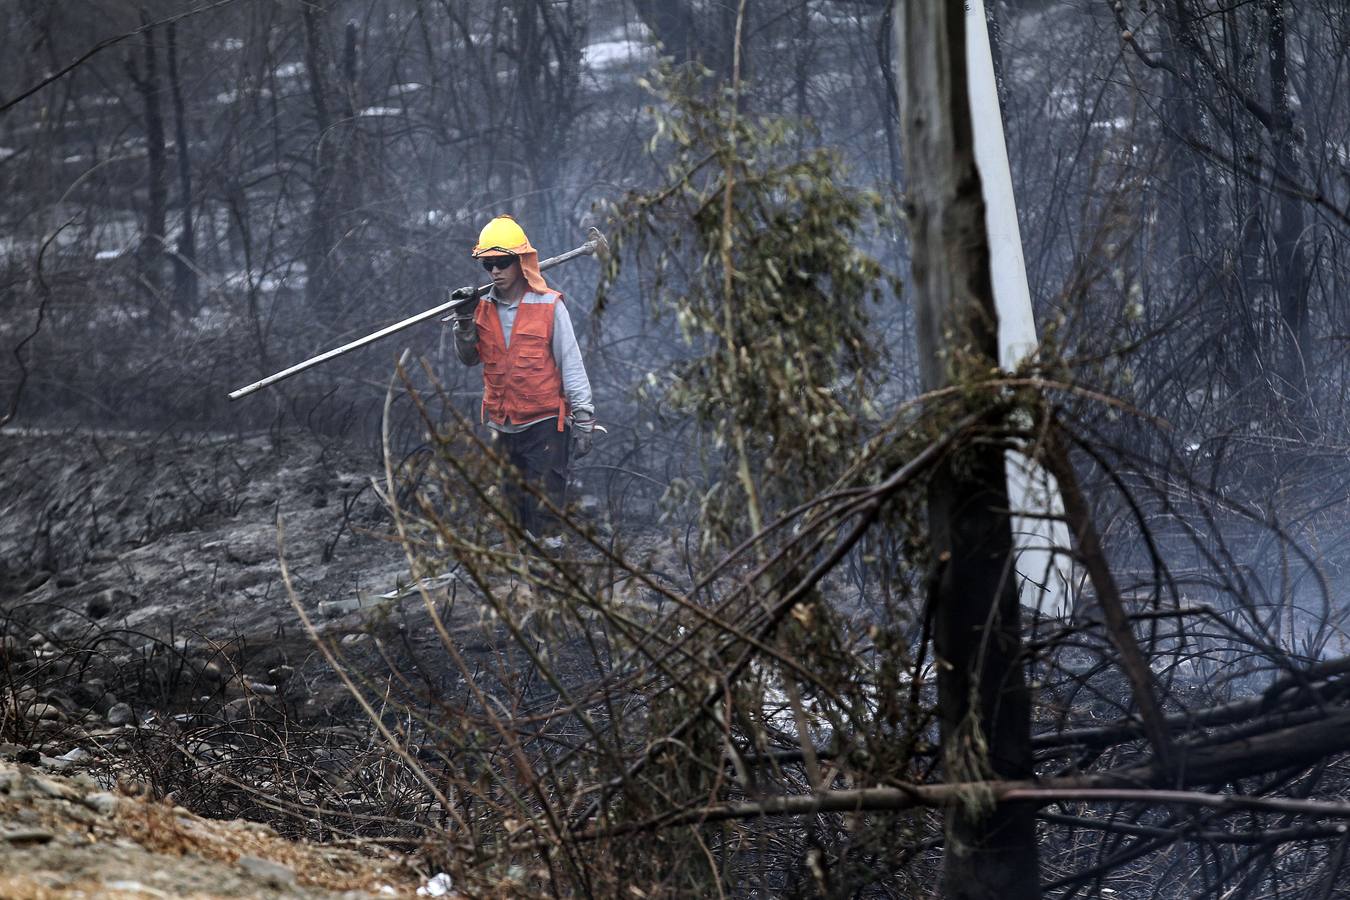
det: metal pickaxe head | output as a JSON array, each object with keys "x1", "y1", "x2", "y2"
[{"x1": 584, "y1": 227, "x2": 609, "y2": 261}]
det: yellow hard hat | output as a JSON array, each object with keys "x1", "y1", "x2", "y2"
[{"x1": 473, "y1": 215, "x2": 529, "y2": 256}]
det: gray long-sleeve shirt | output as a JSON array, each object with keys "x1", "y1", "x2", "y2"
[{"x1": 454, "y1": 288, "x2": 594, "y2": 432}]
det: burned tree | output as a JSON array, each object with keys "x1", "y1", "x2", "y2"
[
  {"x1": 165, "y1": 21, "x2": 197, "y2": 313},
  {"x1": 124, "y1": 13, "x2": 168, "y2": 325}
]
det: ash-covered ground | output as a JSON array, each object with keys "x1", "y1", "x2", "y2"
[
  {"x1": 0, "y1": 428, "x2": 406, "y2": 639},
  {"x1": 0, "y1": 425, "x2": 668, "y2": 891},
  {"x1": 0, "y1": 428, "x2": 427, "y2": 727},
  {"x1": 0, "y1": 427, "x2": 483, "y2": 895}
]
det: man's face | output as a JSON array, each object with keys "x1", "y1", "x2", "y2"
[{"x1": 482, "y1": 255, "x2": 521, "y2": 294}]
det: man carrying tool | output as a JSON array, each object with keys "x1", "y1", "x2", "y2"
[{"x1": 449, "y1": 215, "x2": 596, "y2": 545}]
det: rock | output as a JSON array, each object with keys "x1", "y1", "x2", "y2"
[
  {"x1": 22, "y1": 571, "x2": 52, "y2": 592},
  {"x1": 39, "y1": 754, "x2": 72, "y2": 771},
  {"x1": 87, "y1": 587, "x2": 133, "y2": 620},
  {"x1": 55, "y1": 573, "x2": 78, "y2": 588},
  {"x1": 29, "y1": 774, "x2": 80, "y2": 802},
  {"x1": 319, "y1": 597, "x2": 364, "y2": 617},
  {"x1": 68, "y1": 772, "x2": 97, "y2": 791},
  {"x1": 237, "y1": 855, "x2": 296, "y2": 887},
  {"x1": 56, "y1": 747, "x2": 91, "y2": 765},
  {"x1": 106, "y1": 702, "x2": 134, "y2": 726},
  {"x1": 25, "y1": 703, "x2": 66, "y2": 723},
  {"x1": 38, "y1": 689, "x2": 78, "y2": 714},
  {"x1": 83, "y1": 791, "x2": 119, "y2": 816},
  {"x1": 16, "y1": 748, "x2": 40, "y2": 765},
  {"x1": 418, "y1": 872, "x2": 455, "y2": 897}
]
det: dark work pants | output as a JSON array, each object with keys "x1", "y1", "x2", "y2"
[{"x1": 494, "y1": 419, "x2": 571, "y2": 537}]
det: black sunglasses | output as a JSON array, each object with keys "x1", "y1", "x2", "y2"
[{"x1": 480, "y1": 256, "x2": 517, "y2": 272}]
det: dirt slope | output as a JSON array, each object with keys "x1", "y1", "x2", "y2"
[{"x1": 0, "y1": 755, "x2": 426, "y2": 899}]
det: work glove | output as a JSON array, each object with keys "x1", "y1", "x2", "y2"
[
  {"x1": 449, "y1": 286, "x2": 479, "y2": 331},
  {"x1": 572, "y1": 411, "x2": 596, "y2": 459}
]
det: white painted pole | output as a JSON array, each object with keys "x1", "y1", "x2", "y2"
[{"x1": 965, "y1": 0, "x2": 1075, "y2": 617}]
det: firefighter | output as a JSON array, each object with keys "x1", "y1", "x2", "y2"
[{"x1": 449, "y1": 215, "x2": 596, "y2": 543}]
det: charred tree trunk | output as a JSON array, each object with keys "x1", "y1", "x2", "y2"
[
  {"x1": 126, "y1": 13, "x2": 168, "y2": 325},
  {"x1": 334, "y1": 20, "x2": 374, "y2": 312},
  {"x1": 165, "y1": 22, "x2": 197, "y2": 313},
  {"x1": 338, "y1": 20, "x2": 360, "y2": 227},
  {"x1": 1229, "y1": 5, "x2": 1270, "y2": 400},
  {"x1": 893, "y1": 3, "x2": 1040, "y2": 898},
  {"x1": 301, "y1": 1, "x2": 337, "y2": 317},
  {"x1": 876, "y1": 6, "x2": 904, "y2": 189},
  {"x1": 629, "y1": 0, "x2": 694, "y2": 64},
  {"x1": 628, "y1": 0, "x2": 746, "y2": 87},
  {"x1": 1266, "y1": 0, "x2": 1312, "y2": 408},
  {"x1": 509, "y1": 0, "x2": 582, "y2": 237}
]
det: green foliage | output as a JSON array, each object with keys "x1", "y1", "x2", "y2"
[{"x1": 600, "y1": 69, "x2": 900, "y2": 548}]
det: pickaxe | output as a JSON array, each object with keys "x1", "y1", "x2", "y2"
[{"x1": 228, "y1": 227, "x2": 608, "y2": 401}]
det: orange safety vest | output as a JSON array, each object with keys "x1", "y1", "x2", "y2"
[{"x1": 475, "y1": 291, "x2": 570, "y2": 430}]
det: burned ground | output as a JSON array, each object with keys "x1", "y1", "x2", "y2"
[{"x1": 0, "y1": 427, "x2": 497, "y2": 891}]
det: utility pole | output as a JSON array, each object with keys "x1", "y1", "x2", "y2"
[
  {"x1": 894, "y1": 2, "x2": 1042, "y2": 897},
  {"x1": 965, "y1": 0, "x2": 1074, "y2": 619}
]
